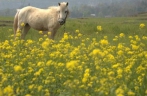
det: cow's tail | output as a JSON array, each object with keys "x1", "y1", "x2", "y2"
[{"x1": 13, "y1": 9, "x2": 20, "y2": 37}]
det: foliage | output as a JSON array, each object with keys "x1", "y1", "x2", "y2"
[
  {"x1": 71, "y1": 0, "x2": 147, "y2": 17},
  {"x1": 0, "y1": 0, "x2": 147, "y2": 17},
  {"x1": 0, "y1": 17, "x2": 147, "y2": 96}
]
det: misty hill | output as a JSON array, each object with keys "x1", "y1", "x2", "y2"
[{"x1": 0, "y1": 0, "x2": 147, "y2": 18}]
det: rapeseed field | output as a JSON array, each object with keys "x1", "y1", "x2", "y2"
[{"x1": 0, "y1": 20, "x2": 147, "y2": 96}]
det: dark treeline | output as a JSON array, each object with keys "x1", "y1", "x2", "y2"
[
  {"x1": 71, "y1": 0, "x2": 147, "y2": 18},
  {"x1": 0, "y1": 0, "x2": 147, "y2": 18}
]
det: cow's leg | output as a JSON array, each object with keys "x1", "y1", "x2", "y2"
[{"x1": 21, "y1": 24, "x2": 30, "y2": 39}]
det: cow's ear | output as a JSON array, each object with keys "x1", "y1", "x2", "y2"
[
  {"x1": 66, "y1": 2, "x2": 68, "y2": 6},
  {"x1": 58, "y1": 3, "x2": 60, "y2": 6}
]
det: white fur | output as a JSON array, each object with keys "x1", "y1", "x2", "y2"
[{"x1": 13, "y1": 2, "x2": 69, "y2": 39}]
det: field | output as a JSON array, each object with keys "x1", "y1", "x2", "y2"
[{"x1": 0, "y1": 15, "x2": 147, "y2": 96}]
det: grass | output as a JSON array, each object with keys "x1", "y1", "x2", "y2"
[
  {"x1": 0, "y1": 16, "x2": 147, "y2": 96},
  {"x1": 0, "y1": 16, "x2": 147, "y2": 40}
]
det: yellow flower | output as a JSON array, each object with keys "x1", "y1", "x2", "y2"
[
  {"x1": 108, "y1": 71, "x2": 114, "y2": 76},
  {"x1": 14, "y1": 65, "x2": 23, "y2": 72},
  {"x1": 0, "y1": 88, "x2": 3, "y2": 96},
  {"x1": 66, "y1": 60, "x2": 79, "y2": 71},
  {"x1": 38, "y1": 85, "x2": 43, "y2": 92},
  {"x1": 131, "y1": 44, "x2": 139, "y2": 50},
  {"x1": 129, "y1": 36, "x2": 133, "y2": 39},
  {"x1": 127, "y1": 91, "x2": 135, "y2": 96},
  {"x1": 39, "y1": 31, "x2": 43, "y2": 34},
  {"x1": 44, "y1": 34, "x2": 48, "y2": 38},
  {"x1": 75, "y1": 29, "x2": 80, "y2": 33},
  {"x1": 139, "y1": 23, "x2": 145, "y2": 29},
  {"x1": 100, "y1": 39, "x2": 108, "y2": 46},
  {"x1": 25, "y1": 94, "x2": 32, "y2": 96},
  {"x1": 85, "y1": 69, "x2": 90, "y2": 73},
  {"x1": 145, "y1": 90, "x2": 147, "y2": 95},
  {"x1": 34, "y1": 71, "x2": 40, "y2": 76},
  {"x1": 63, "y1": 33, "x2": 69, "y2": 40},
  {"x1": 117, "y1": 50, "x2": 123, "y2": 55},
  {"x1": 3, "y1": 85, "x2": 13, "y2": 94},
  {"x1": 42, "y1": 41, "x2": 49, "y2": 49},
  {"x1": 16, "y1": 32, "x2": 21, "y2": 37},
  {"x1": 29, "y1": 84, "x2": 34, "y2": 90},
  {"x1": 21, "y1": 23, "x2": 25, "y2": 27},
  {"x1": 112, "y1": 63, "x2": 121, "y2": 68},
  {"x1": 37, "y1": 62, "x2": 44, "y2": 67},
  {"x1": 91, "y1": 49, "x2": 100, "y2": 56},
  {"x1": 48, "y1": 32, "x2": 51, "y2": 36},
  {"x1": 119, "y1": 33, "x2": 125, "y2": 38},
  {"x1": 115, "y1": 87, "x2": 124, "y2": 96},
  {"x1": 78, "y1": 33, "x2": 82, "y2": 37},
  {"x1": 82, "y1": 68, "x2": 90, "y2": 83},
  {"x1": 39, "y1": 38, "x2": 43, "y2": 42},
  {"x1": 27, "y1": 39, "x2": 33, "y2": 44},
  {"x1": 97, "y1": 26, "x2": 102, "y2": 31},
  {"x1": 45, "y1": 89, "x2": 50, "y2": 96}
]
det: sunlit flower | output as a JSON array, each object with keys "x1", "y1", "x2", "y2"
[
  {"x1": 117, "y1": 50, "x2": 123, "y2": 55},
  {"x1": 66, "y1": 60, "x2": 79, "y2": 71},
  {"x1": 42, "y1": 41, "x2": 49, "y2": 49},
  {"x1": 119, "y1": 33, "x2": 125, "y2": 38},
  {"x1": 21, "y1": 23, "x2": 25, "y2": 27},
  {"x1": 16, "y1": 31, "x2": 21, "y2": 37},
  {"x1": 127, "y1": 91, "x2": 135, "y2": 96},
  {"x1": 78, "y1": 33, "x2": 82, "y2": 37},
  {"x1": 100, "y1": 39, "x2": 108, "y2": 46},
  {"x1": 131, "y1": 44, "x2": 139, "y2": 50},
  {"x1": 4, "y1": 85, "x2": 13, "y2": 94},
  {"x1": 145, "y1": 90, "x2": 147, "y2": 95},
  {"x1": 82, "y1": 68, "x2": 90, "y2": 83},
  {"x1": 39, "y1": 31, "x2": 43, "y2": 34},
  {"x1": 139, "y1": 23, "x2": 145, "y2": 29},
  {"x1": 75, "y1": 29, "x2": 80, "y2": 33},
  {"x1": 63, "y1": 33, "x2": 69, "y2": 40},
  {"x1": 142, "y1": 36, "x2": 147, "y2": 40},
  {"x1": 14, "y1": 65, "x2": 23, "y2": 72},
  {"x1": 25, "y1": 94, "x2": 32, "y2": 96},
  {"x1": 92, "y1": 49, "x2": 100, "y2": 56},
  {"x1": 39, "y1": 38, "x2": 43, "y2": 41},
  {"x1": 29, "y1": 84, "x2": 34, "y2": 90},
  {"x1": 129, "y1": 36, "x2": 133, "y2": 39},
  {"x1": 0, "y1": 23, "x2": 147, "y2": 96},
  {"x1": 48, "y1": 32, "x2": 51, "y2": 36},
  {"x1": 97, "y1": 26, "x2": 102, "y2": 31},
  {"x1": 44, "y1": 34, "x2": 48, "y2": 38},
  {"x1": 38, "y1": 85, "x2": 43, "y2": 92},
  {"x1": 34, "y1": 68, "x2": 44, "y2": 76},
  {"x1": 115, "y1": 87, "x2": 124, "y2": 96}
]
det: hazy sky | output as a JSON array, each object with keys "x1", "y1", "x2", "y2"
[{"x1": 0, "y1": 0, "x2": 118, "y2": 9}]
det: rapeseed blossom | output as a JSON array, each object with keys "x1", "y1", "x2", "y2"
[
  {"x1": 39, "y1": 31, "x2": 43, "y2": 34},
  {"x1": 115, "y1": 87, "x2": 124, "y2": 96},
  {"x1": 127, "y1": 91, "x2": 135, "y2": 96},
  {"x1": 97, "y1": 26, "x2": 102, "y2": 31},
  {"x1": 82, "y1": 69, "x2": 90, "y2": 83},
  {"x1": 0, "y1": 25, "x2": 147, "y2": 96},
  {"x1": 42, "y1": 41, "x2": 49, "y2": 49},
  {"x1": 100, "y1": 39, "x2": 108, "y2": 46},
  {"x1": 139, "y1": 23, "x2": 145, "y2": 29},
  {"x1": 25, "y1": 94, "x2": 32, "y2": 96},
  {"x1": 3, "y1": 85, "x2": 13, "y2": 95},
  {"x1": 66, "y1": 60, "x2": 79, "y2": 71},
  {"x1": 92, "y1": 49, "x2": 100, "y2": 56},
  {"x1": 119, "y1": 33, "x2": 125, "y2": 38},
  {"x1": 14, "y1": 65, "x2": 23, "y2": 72},
  {"x1": 21, "y1": 23, "x2": 25, "y2": 27},
  {"x1": 75, "y1": 29, "x2": 80, "y2": 33}
]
